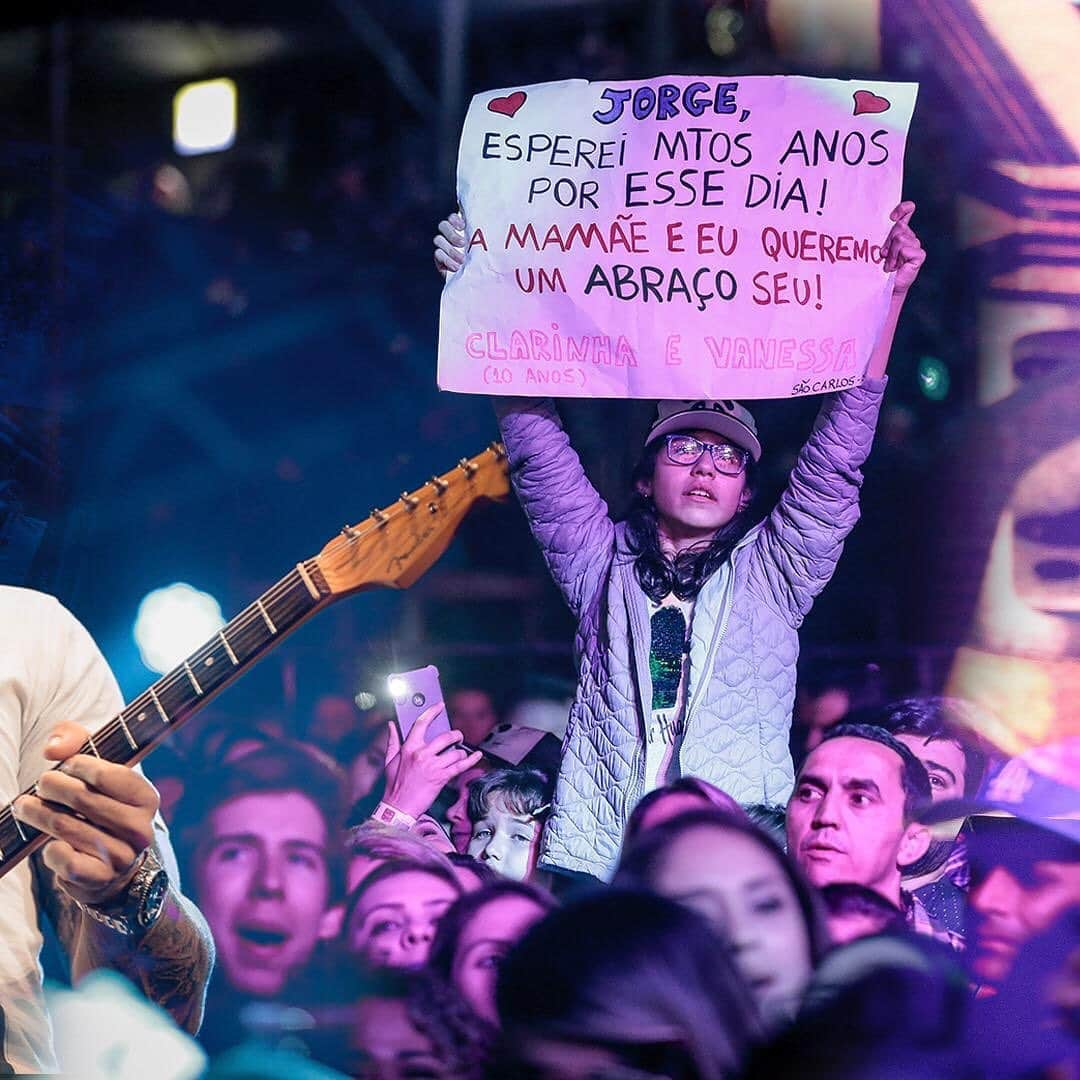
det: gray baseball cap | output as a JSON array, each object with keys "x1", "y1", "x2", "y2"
[{"x1": 646, "y1": 399, "x2": 762, "y2": 461}]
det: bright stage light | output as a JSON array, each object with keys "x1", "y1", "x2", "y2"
[
  {"x1": 134, "y1": 583, "x2": 225, "y2": 674},
  {"x1": 173, "y1": 78, "x2": 237, "y2": 156}
]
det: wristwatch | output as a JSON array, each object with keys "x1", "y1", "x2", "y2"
[{"x1": 79, "y1": 848, "x2": 170, "y2": 937}]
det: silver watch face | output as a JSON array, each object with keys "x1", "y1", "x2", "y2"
[{"x1": 139, "y1": 870, "x2": 169, "y2": 929}]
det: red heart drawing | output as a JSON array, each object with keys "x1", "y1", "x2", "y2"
[
  {"x1": 488, "y1": 91, "x2": 527, "y2": 118},
  {"x1": 853, "y1": 89, "x2": 890, "y2": 115}
]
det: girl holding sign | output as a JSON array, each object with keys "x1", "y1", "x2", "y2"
[{"x1": 435, "y1": 203, "x2": 924, "y2": 883}]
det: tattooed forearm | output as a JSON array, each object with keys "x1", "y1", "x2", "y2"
[
  {"x1": 34, "y1": 848, "x2": 215, "y2": 1034},
  {"x1": 85, "y1": 889, "x2": 215, "y2": 1033}
]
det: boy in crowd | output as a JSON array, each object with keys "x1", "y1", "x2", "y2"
[
  {"x1": 172, "y1": 743, "x2": 348, "y2": 1054},
  {"x1": 868, "y1": 696, "x2": 992, "y2": 942},
  {"x1": 466, "y1": 767, "x2": 553, "y2": 883}
]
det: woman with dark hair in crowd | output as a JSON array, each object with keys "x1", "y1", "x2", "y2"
[
  {"x1": 429, "y1": 879, "x2": 558, "y2": 1025},
  {"x1": 616, "y1": 809, "x2": 829, "y2": 1030},
  {"x1": 343, "y1": 858, "x2": 462, "y2": 972},
  {"x1": 492, "y1": 889, "x2": 761, "y2": 1079},
  {"x1": 622, "y1": 776, "x2": 746, "y2": 846},
  {"x1": 410, "y1": 880, "x2": 559, "y2": 1077}
]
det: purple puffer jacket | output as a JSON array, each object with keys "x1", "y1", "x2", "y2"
[{"x1": 497, "y1": 378, "x2": 887, "y2": 880}]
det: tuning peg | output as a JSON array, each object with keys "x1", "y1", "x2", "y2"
[
  {"x1": 341, "y1": 524, "x2": 358, "y2": 538},
  {"x1": 458, "y1": 458, "x2": 478, "y2": 477},
  {"x1": 400, "y1": 492, "x2": 420, "y2": 510},
  {"x1": 371, "y1": 509, "x2": 388, "y2": 527},
  {"x1": 490, "y1": 442, "x2": 507, "y2": 459},
  {"x1": 430, "y1": 476, "x2": 449, "y2": 495},
  {"x1": 427, "y1": 502, "x2": 439, "y2": 514}
]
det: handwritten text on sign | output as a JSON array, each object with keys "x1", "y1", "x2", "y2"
[{"x1": 437, "y1": 76, "x2": 917, "y2": 399}]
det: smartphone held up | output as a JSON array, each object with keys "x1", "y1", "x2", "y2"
[{"x1": 388, "y1": 664, "x2": 452, "y2": 744}]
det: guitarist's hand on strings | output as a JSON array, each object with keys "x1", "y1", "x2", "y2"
[
  {"x1": 13, "y1": 721, "x2": 160, "y2": 907},
  {"x1": 382, "y1": 703, "x2": 483, "y2": 820}
]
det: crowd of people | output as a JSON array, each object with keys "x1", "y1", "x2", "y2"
[
  {"x1": 0, "y1": 166, "x2": 1075, "y2": 1077},
  {"x1": 142, "y1": 198, "x2": 1075, "y2": 1075},
  {"x1": 146, "y1": 682, "x2": 1076, "y2": 1078}
]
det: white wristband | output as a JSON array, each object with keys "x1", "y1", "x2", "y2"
[{"x1": 372, "y1": 801, "x2": 417, "y2": 830}]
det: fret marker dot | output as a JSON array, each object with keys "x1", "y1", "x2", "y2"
[
  {"x1": 204, "y1": 657, "x2": 214, "y2": 666},
  {"x1": 138, "y1": 713, "x2": 147, "y2": 722}
]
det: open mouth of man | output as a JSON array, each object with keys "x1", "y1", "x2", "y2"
[{"x1": 235, "y1": 923, "x2": 292, "y2": 958}]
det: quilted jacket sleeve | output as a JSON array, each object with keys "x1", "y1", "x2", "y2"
[
  {"x1": 748, "y1": 377, "x2": 886, "y2": 627},
  {"x1": 495, "y1": 397, "x2": 616, "y2": 620}
]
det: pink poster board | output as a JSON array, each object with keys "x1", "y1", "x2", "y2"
[{"x1": 438, "y1": 75, "x2": 917, "y2": 399}]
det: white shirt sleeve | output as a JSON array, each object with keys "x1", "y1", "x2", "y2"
[{"x1": 16, "y1": 591, "x2": 183, "y2": 887}]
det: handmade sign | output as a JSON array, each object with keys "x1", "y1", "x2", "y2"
[{"x1": 438, "y1": 75, "x2": 917, "y2": 399}]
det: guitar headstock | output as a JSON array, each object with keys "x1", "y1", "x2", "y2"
[{"x1": 313, "y1": 443, "x2": 510, "y2": 594}]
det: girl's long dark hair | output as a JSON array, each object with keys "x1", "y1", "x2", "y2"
[
  {"x1": 626, "y1": 438, "x2": 760, "y2": 602},
  {"x1": 614, "y1": 808, "x2": 831, "y2": 967}
]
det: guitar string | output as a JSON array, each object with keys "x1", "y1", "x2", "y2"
[
  {"x1": 0, "y1": 566, "x2": 318, "y2": 845},
  {"x1": 4, "y1": 449, "x2": 498, "y2": 794},
  {"x1": 0, "y1": 451, "x2": 505, "y2": 854}
]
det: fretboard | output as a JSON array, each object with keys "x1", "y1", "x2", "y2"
[{"x1": 0, "y1": 561, "x2": 329, "y2": 872}]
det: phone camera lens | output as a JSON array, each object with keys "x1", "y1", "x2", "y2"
[{"x1": 412, "y1": 692, "x2": 426, "y2": 708}]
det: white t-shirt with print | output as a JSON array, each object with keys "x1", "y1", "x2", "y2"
[
  {"x1": 0, "y1": 587, "x2": 176, "y2": 1073},
  {"x1": 643, "y1": 593, "x2": 694, "y2": 792}
]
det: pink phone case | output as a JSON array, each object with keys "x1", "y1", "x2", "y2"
[{"x1": 389, "y1": 665, "x2": 451, "y2": 743}]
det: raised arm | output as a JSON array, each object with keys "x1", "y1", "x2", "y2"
[
  {"x1": 495, "y1": 397, "x2": 616, "y2": 618},
  {"x1": 749, "y1": 202, "x2": 924, "y2": 623},
  {"x1": 867, "y1": 201, "x2": 924, "y2": 378},
  {"x1": 436, "y1": 213, "x2": 616, "y2": 617},
  {"x1": 748, "y1": 379, "x2": 886, "y2": 624}
]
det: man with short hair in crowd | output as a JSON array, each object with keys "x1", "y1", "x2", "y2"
[
  {"x1": 785, "y1": 724, "x2": 961, "y2": 948},
  {"x1": 868, "y1": 696, "x2": 992, "y2": 943},
  {"x1": 868, "y1": 697, "x2": 989, "y2": 803},
  {"x1": 173, "y1": 743, "x2": 348, "y2": 1055},
  {"x1": 921, "y1": 757, "x2": 1080, "y2": 996}
]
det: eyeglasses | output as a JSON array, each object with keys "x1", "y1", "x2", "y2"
[{"x1": 664, "y1": 434, "x2": 749, "y2": 476}]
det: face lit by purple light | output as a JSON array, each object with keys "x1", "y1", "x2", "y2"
[{"x1": 196, "y1": 791, "x2": 336, "y2": 996}]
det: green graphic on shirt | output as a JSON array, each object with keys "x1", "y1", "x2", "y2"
[{"x1": 650, "y1": 606, "x2": 686, "y2": 711}]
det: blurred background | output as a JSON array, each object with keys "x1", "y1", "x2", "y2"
[{"x1": 1, "y1": 0, "x2": 1077, "y2": 767}]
